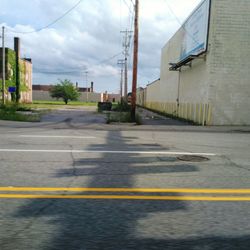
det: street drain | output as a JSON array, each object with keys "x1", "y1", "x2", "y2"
[{"x1": 177, "y1": 155, "x2": 210, "y2": 162}]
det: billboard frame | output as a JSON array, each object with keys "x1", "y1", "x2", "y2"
[{"x1": 169, "y1": 0, "x2": 211, "y2": 71}]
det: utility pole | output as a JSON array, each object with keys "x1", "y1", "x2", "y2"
[
  {"x1": 14, "y1": 37, "x2": 20, "y2": 103},
  {"x1": 1, "y1": 26, "x2": 5, "y2": 105},
  {"x1": 121, "y1": 29, "x2": 132, "y2": 101},
  {"x1": 131, "y1": 0, "x2": 139, "y2": 122},
  {"x1": 117, "y1": 59, "x2": 125, "y2": 100}
]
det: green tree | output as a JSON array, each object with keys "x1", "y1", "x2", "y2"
[{"x1": 49, "y1": 79, "x2": 80, "y2": 104}]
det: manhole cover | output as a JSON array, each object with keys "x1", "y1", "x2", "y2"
[{"x1": 177, "y1": 155, "x2": 210, "y2": 162}]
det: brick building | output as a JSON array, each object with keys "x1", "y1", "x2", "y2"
[{"x1": 0, "y1": 38, "x2": 32, "y2": 103}]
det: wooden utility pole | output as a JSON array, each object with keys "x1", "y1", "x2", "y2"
[
  {"x1": 1, "y1": 26, "x2": 5, "y2": 105},
  {"x1": 131, "y1": 0, "x2": 139, "y2": 122}
]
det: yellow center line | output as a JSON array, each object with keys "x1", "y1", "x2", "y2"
[
  {"x1": 0, "y1": 194, "x2": 250, "y2": 201},
  {"x1": 1, "y1": 187, "x2": 250, "y2": 194}
]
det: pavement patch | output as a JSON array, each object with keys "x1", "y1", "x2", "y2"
[{"x1": 177, "y1": 155, "x2": 210, "y2": 162}]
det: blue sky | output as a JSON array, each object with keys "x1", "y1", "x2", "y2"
[{"x1": 1, "y1": 0, "x2": 201, "y2": 93}]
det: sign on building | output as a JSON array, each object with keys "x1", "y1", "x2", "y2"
[
  {"x1": 8, "y1": 87, "x2": 16, "y2": 93},
  {"x1": 180, "y1": 0, "x2": 210, "y2": 61}
]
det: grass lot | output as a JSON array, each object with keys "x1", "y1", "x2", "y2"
[
  {"x1": 0, "y1": 110, "x2": 40, "y2": 122},
  {"x1": 33, "y1": 100, "x2": 98, "y2": 106},
  {"x1": 0, "y1": 101, "x2": 98, "y2": 122},
  {"x1": 25, "y1": 101, "x2": 98, "y2": 109}
]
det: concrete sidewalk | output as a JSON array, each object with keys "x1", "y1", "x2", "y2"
[
  {"x1": 0, "y1": 106, "x2": 249, "y2": 133},
  {"x1": 138, "y1": 107, "x2": 191, "y2": 126}
]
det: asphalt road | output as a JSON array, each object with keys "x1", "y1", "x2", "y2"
[{"x1": 0, "y1": 108, "x2": 250, "y2": 250}]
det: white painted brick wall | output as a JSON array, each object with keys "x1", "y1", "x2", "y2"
[
  {"x1": 208, "y1": 0, "x2": 250, "y2": 125},
  {"x1": 148, "y1": 0, "x2": 250, "y2": 125}
]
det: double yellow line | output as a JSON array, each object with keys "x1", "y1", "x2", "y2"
[{"x1": 1, "y1": 187, "x2": 250, "y2": 201}]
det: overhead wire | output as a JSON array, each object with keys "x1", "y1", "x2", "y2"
[
  {"x1": 122, "y1": 0, "x2": 134, "y2": 14},
  {"x1": 6, "y1": 0, "x2": 83, "y2": 34},
  {"x1": 96, "y1": 51, "x2": 123, "y2": 65},
  {"x1": 33, "y1": 51, "x2": 123, "y2": 76},
  {"x1": 5, "y1": 0, "x2": 124, "y2": 82},
  {"x1": 125, "y1": 0, "x2": 135, "y2": 87},
  {"x1": 164, "y1": 0, "x2": 199, "y2": 45},
  {"x1": 130, "y1": 0, "x2": 135, "y2": 5}
]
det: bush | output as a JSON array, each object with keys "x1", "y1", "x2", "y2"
[
  {"x1": 98, "y1": 102, "x2": 112, "y2": 112},
  {"x1": 112, "y1": 99, "x2": 130, "y2": 112},
  {"x1": 106, "y1": 112, "x2": 141, "y2": 125},
  {"x1": 0, "y1": 103, "x2": 39, "y2": 122},
  {"x1": 49, "y1": 79, "x2": 80, "y2": 104},
  {"x1": 0, "y1": 103, "x2": 32, "y2": 112}
]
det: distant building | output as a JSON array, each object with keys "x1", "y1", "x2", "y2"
[
  {"x1": 32, "y1": 85, "x2": 52, "y2": 92},
  {"x1": 101, "y1": 92, "x2": 121, "y2": 102},
  {"x1": 33, "y1": 81, "x2": 93, "y2": 93},
  {"x1": 0, "y1": 38, "x2": 32, "y2": 103},
  {"x1": 32, "y1": 82, "x2": 94, "y2": 101},
  {"x1": 32, "y1": 84, "x2": 120, "y2": 103},
  {"x1": 32, "y1": 82, "x2": 110, "y2": 102}
]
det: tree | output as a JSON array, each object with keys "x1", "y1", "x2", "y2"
[{"x1": 49, "y1": 79, "x2": 80, "y2": 104}]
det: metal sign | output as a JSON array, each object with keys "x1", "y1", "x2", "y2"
[{"x1": 8, "y1": 86, "x2": 16, "y2": 93}]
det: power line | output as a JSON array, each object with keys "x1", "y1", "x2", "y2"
[
  {"x1": 121, "y1": 30, "x2": 132, "y2": 99},
  {"x1": 6, "y1": 0, "x2": 83, "y2": 34},
  {"x1": 33, "y1": 69, "x2": 80, "y2": 75},
  {"x1": 97, "y1": 51, "x2": 123, "y2": 65},
  {"x1": 120, "y1": 0, "x2": 134, "y2": 97},
  {"x1": 130, "y1": 0, "x2": 135, "y2": 5},
  {"x1": 33, "y1": 51, "x2": 123, "y2": 75},
  {"x1": 164, "y1": 0, "x2": 199, "y2": 46},
  {"x1": 164, "y1": 0, "x2": 184, "y2": 27},
  {"x1": 122, "y1": 0, "x2": 134, "y2": 14}
]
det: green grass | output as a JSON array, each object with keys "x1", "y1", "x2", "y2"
[
  {"x1": 32, "y1": 100, "x2": 98, "y2": 106},
  {"x1": 0, "y1": 103, "x2": 40, "y2": 122},
  {"x1": 0, "y1": 110, "x2": 40, "y2": 122},
  {"x1": 25, "y1": 100, "x2": 98, "y2": 109},
  {"x1": 111, "y1": 101, "x2": 131, "y2": 112}
]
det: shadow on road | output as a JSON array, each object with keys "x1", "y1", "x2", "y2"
[{"x1": 8, "y1": 131, "x2": 250, "y2": 249}]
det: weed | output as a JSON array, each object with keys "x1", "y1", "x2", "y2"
[
  {"x1": 0, "y1": 103, "x2": 40, "y2": 122},
  {"x1": 106, "y1": 111, "x2": 141, "y2": 125}
]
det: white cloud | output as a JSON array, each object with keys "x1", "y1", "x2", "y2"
[{"x1": 1, "y1": 0, "x2": 202, "y2": 92}]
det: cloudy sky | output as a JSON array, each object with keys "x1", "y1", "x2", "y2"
[{"x1": 1, "y1": 0, "x2": 201, "y2": 93}]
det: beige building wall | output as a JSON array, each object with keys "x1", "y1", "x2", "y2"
[
  {"x1": 32, "y1": 91, "x2": 54, "y2": 101},
  {"x1": 207, "y1": 0, "x2": 250, "y2": 125},
  {"x1": 78, "y1": 92, "x2": 101, "y2": 102},
  {"x1": 33, "y1": 91, "x2": 101, "y2": 102},
  {"x1": 20, "y1": 59, "x2": 32, "y2": 103},
  {"x1": 146, "y1": 79, "x2": 160, "y2": 102},
  {"x1": 106, "y1": 94, "x2": 121, "y2": 102},
  {"x1": 142, "y1": 0, "x2": 250, "y2": 125},
  {"x1": 137, "y1": 88, "x2": 146, "y2": 107}
]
